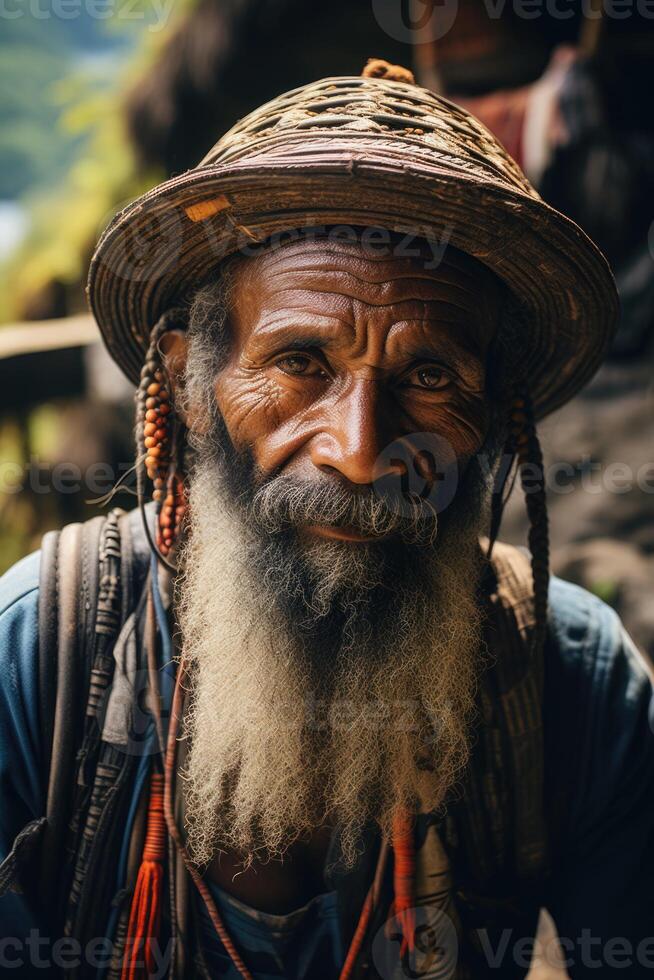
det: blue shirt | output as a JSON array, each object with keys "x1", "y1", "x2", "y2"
[
  {"x1": 1, "y1": 551, "x2": 653, "y2": 977},
  {"x1": 199, "y1": 882, "x2": 343, "y2": 979}
]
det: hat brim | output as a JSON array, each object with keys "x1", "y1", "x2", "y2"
[{"x1": 88, "y1": 136, "x2": 618, "y2": 419}]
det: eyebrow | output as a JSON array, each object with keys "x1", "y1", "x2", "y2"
[
  {"x1": 246, "y1": 318, "x2": 352, "y2": 351},
  {"x1": 246, "y1": 319, "x2": 486, "y2": 382}
]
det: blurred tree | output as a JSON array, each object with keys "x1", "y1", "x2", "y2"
[
  {"x1": 0, "y1": 9, "x2": 136, "y2": 200},
  {"x1": 0, "y1": 0, "x2": 181, "y2": 322},
  {"x1": 0, "y1": 20, "x2": 79, "y2": 199},
  {"x1": 126, "y1": 0, "x2": 415, "y2": 176}
]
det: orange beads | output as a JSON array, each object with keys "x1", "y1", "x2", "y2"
[
  {"x1": 140, "y1": 345, "x2": 186, "y2": 559},
  {"x1": 142, "y1": 370, "x2": 171, "y2": 488},
  {"x1": 156, "y1": 473, "x2": 187, "y2": 557}
]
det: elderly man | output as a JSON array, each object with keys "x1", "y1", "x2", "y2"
[{"x1": 1, "y1": 65, "x2": 653, "y2": 979}]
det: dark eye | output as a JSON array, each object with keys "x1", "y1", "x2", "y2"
[
  {"x1": 275, "y1": 353, "x2": 326, "y2": 378},
  {"x1": 404, "y1": 365, "x2": 450, "y2": 390}
]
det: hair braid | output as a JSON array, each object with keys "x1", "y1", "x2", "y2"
[
  {"x1": 510, "y1": 390, "x2": 550, "y2": 655},
  {"x1": 135, "y1": 308, "x2": 187, "y2": 570}
]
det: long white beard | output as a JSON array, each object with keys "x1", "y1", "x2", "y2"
[{"x1": 175, "y1": 463, "x2": 486, "y2": 870}]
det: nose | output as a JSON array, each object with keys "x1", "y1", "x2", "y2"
[{"x1": 309, "y1": 379, "x2": 397, "y2": 485}]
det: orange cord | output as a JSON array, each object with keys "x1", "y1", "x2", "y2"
[
  {"x1": 390, "y1": 810, "x2": 416, "y2": 957},
  {"x1": 121, "y1": 771, "x2": 166, "y2": 979},
  {"x1": 120, "y1": 665, "x2": 416, "y2": 978},
  {"x1": 163, "y1": 660, "x2": 395, "y2": 980}
]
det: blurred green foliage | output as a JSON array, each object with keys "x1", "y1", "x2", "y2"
[
  {"x1": 0, "y1": 0, "x2": 190, "y2": 322},
  {"x1": 0, "y1": 1, "x2": 193, "y2": 568},
  {"x1": 0, "y1": 13, "x2": 121, "y2": 199}
]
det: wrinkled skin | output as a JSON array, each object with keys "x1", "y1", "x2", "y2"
[
  {"x1": 165, "y1": 238, "x2": 500, "y2": 545},
  {"x1": 162, "y1": 237, "x2": 501, "y2": 909}
]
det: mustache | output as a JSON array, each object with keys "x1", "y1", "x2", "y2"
[{"x1": 248, "y1": 475, "x2": 439, "y2": 546}]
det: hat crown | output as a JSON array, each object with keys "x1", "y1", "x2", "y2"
[
  {"x1": 88, "y1": 72, "x2": 617, "y2": 415},
  {"x1": 198, "y1": 76, "x2": 536, "y2": 201}
]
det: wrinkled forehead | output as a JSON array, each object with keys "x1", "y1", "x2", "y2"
[{"x1": 226, "y1": 230, "x2": 504, "y2": 326}]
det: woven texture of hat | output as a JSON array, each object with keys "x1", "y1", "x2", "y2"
[
  {"x1": 88, "y1": 74, "x2": 618, "y2": 416},
  {"x1": 199, "y1": 76, "x2": 536, "y2": 198}
]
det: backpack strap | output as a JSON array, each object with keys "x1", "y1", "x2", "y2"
[
  {"x1": 442, "y1": 540, "x2": 548, "y2": 967},
  {"x1": 37, "y1": 528, "x2": 60, "y2": 783},
  {"x1": 61, "y1": 507, "x2": 157, "y2": 966},
  {"x1": 39, "y1": 516, "x2": 105, "y2": 911},
  {"x1": 118, "y1": 505, "x2": 154, "y2": 621},
  {"x1": 486, "y1": 541, "x2": 547, "y2": 878},
  {"x1": 0, "y1": 520, "x2": 99, "y2": 904}
]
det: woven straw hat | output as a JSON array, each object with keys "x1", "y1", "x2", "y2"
[{"x1": 88, "y1": 71, "x2": 618, "y2": 419}]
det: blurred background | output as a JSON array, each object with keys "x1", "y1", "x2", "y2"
[
  {"x1": 1, "y1": 4, "x2": 652, "y2": 974},
  {"x1": 1, "y1": 0, "x2": 653, "y2": 660}
]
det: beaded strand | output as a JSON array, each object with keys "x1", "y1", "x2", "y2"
[{"x1": 135, "y1": 311, "x2": 187, "y2": 560}]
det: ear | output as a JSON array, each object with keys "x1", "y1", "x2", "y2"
[{"x1": 159, "y1": 329, "x2": 189, "y2": 423}]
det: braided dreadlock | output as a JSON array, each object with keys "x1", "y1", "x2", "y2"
[
  {"x1": 483, "y1": 288, "x2": 550, "y2": 655},
  {"x1": 135, "y1": 308, "x2": 187, "y2": 571},
  {"x1": 513, "y1": 390, "x2": 550, "y2": 655},
  {"x1": 488, "y1": 388, "x2": 550, "y2": 656}
]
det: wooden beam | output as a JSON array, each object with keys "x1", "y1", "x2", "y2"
[{"x1": 0, "y1": 314, "x2": 99, "y2": 361}]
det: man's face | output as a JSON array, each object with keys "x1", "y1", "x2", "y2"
[
  {"x1": 208, "y1": 236, "x2": 499, "y2": 542},
  {"x1": 174, "y1": 234, "x2": 503, "y2": 867}
]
